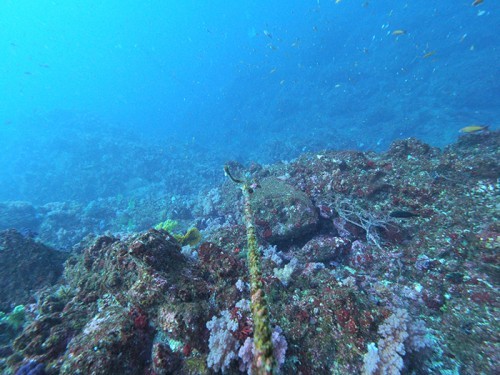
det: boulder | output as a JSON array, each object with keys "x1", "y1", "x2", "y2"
[
  {"x1": 296, "y1": 235, "x2": 351, "y2": 264},
  {"x1": 0, "y1": 229, "x2": 67, "y2": 311},
  {"x1": 250, "y1": 177, "x2": 318, "y2": 244}
]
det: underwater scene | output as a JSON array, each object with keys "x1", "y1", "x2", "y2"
[{"x1": 0, "y1": 1, "x2": 498, "y2": 374}]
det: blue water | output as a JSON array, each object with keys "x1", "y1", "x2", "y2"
[{"x1": 0, "y1": 0, "x2": 498, "y2": 204}]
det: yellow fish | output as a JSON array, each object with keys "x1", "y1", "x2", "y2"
[
  {"x1": 459, "y1": 125, "x2": 489, "y2": 133},
  {"x1": 422, "y1": 50, "x2": 436, "y2": 58},
  {"x1": 392, "y1": 30, "x2": 407, "y2": 36}
]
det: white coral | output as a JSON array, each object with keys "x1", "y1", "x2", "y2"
[
  {"x1": 206, "y1": 310, "x2": 240, "y2": 373},
  {"x1": 273, "y1": 257, "x2": 299, "y2": 286},
  {"x1": 362, "y1": 308, "x2": 409, "y2": 375},
  {"x1": 238, "y1": 326, "x2": 288, "y2": 375}
]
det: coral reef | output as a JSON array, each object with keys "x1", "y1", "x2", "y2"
[
  {"x1": 5, "y1": 230, "x2": 210, "y2": 374},
  {"x1": 0, "y1": 202, "x2": 40, "y2": 233},
  {"x1": 0, "y1": 132, "x2": 498, "y2": 374},
  {"x1": 0, "y1": 229, "x2": 67, "y2": 311}
]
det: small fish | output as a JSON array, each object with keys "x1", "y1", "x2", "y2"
[
  {"x1": 392, "y1": 30, "x2": 407, "y2": 36},
  {"x1": 390, "y1": 210, "x2": 420, "y2": 218},
  {"x1": 459, "y1": 125, "x2": 489, "y2": 133},
  {"x1": 472, "y1": 0, "x2": 484, "y2": 6},
  {"x1": 263, "y1": 30, "x2": 272, "y2": 39},
  {"x1": 422, "y1": 51, "x2": 436, "y2": 58}
]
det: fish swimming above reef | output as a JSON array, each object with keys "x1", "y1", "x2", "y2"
[
  {"x1": 392, "y1": 29, "x2": 407, "y2": 36},
  {"x1": 263, "y1": 30, "x2": 272, "y2": 39},
  {"x1": 422, "y1": 50, "x2": 437, "y2": 58},
  {"x1": 390, "y1": 210, "x2": 420, "y2": 218},
  {"x1": 472, "y1": 0, "x2": 484, "y2": 6},
  {"x1": 459, "y1": 125, "x2": 489, "y2": 133}
]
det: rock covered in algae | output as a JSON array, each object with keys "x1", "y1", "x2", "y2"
[
  {"x1": 250, "y1": 177, "x2": 318, "y2": 244},
  {"x1": 0, "y1": 229, "x2": 67, "y2": 311},
  {"x1": 7, "y1": 229, "x2": 210, "y2": 374}
]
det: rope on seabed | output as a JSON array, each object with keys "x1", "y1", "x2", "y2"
[{"x1": 224, "y1": 164, "x2": 275, "y2": 375}]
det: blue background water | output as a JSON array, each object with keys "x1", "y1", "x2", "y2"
[{"x1": 0, "y1": 0, "x2": 498, "y2": 204}]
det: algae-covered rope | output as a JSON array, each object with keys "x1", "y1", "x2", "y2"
[{"x1": 224, "y1": 165, "x2": 275, "y2": 375}]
